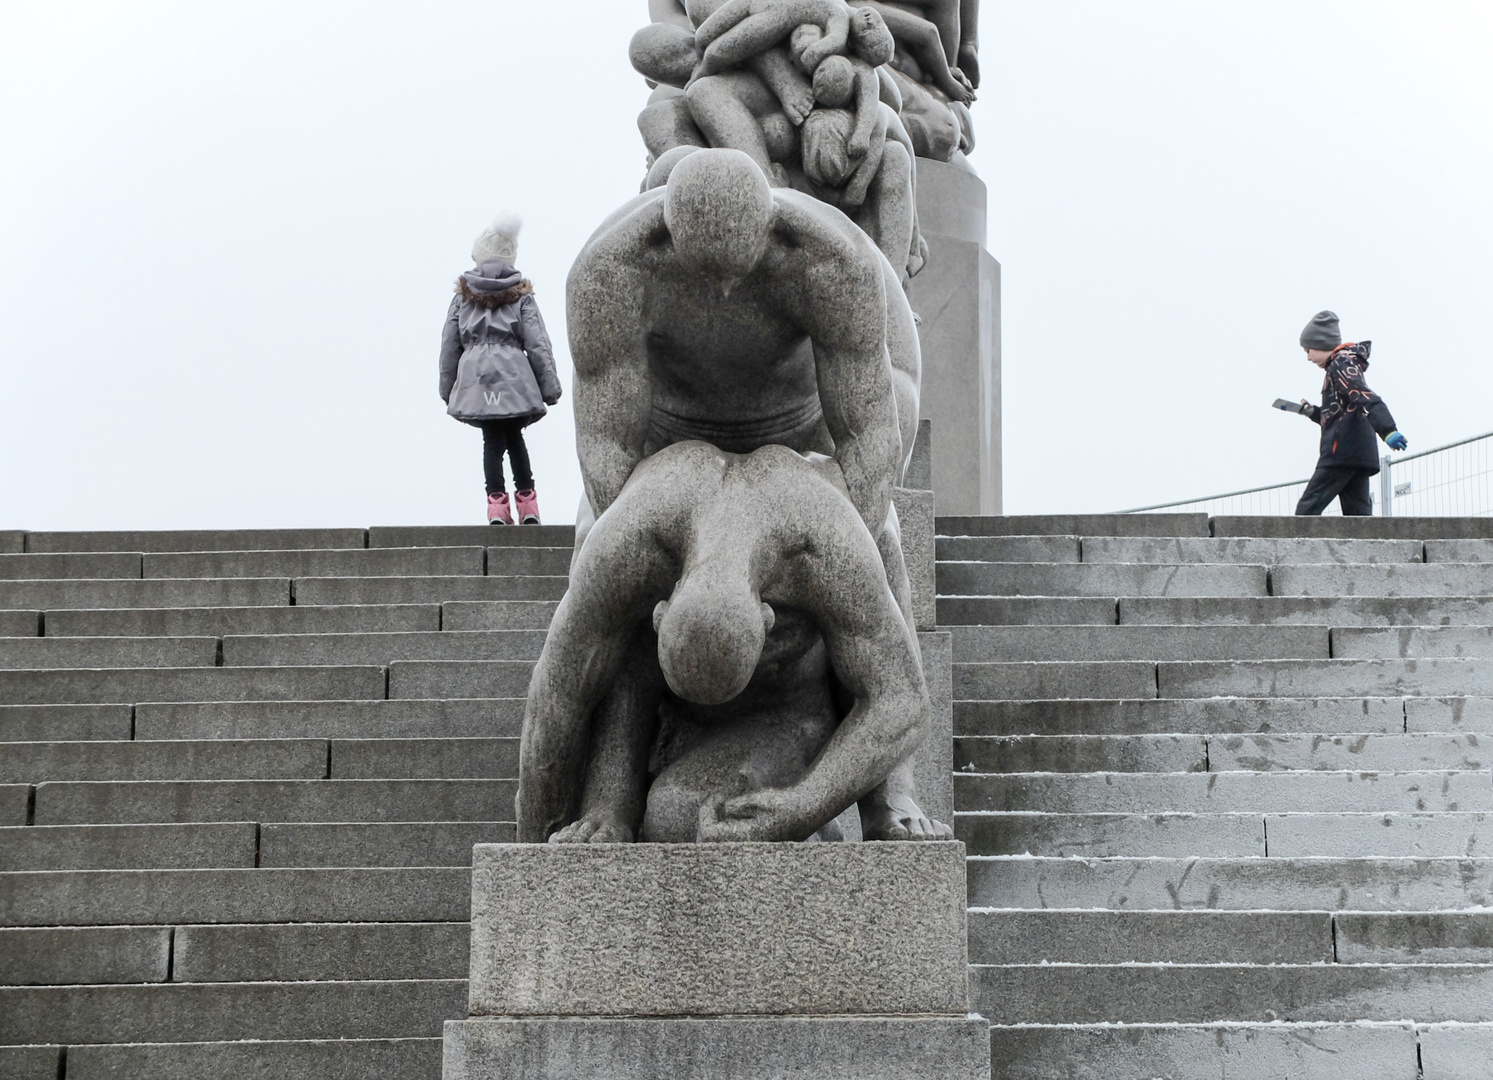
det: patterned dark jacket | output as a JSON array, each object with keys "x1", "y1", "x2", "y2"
[{"x1": 1302, "y1": 342, "x2": 1397, "y2": 472}]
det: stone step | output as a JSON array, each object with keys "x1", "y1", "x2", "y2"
[
  {"x1": 938, "y1": 561, "x2": 1267, "y2": 598},
  {"x1": 370, "y1": 524, "x2": 573, "y2": 548},
  {"x1": 953, "y1": 735, "x2": 1207, "y2": 773},
  {"x1": 950, "y1": 624, "x2": 1327, "y2": 662},
  {"x1": 0, "y1": 740, "x2": 328, "y2": 783},
  {"x1": 0, "y1": 979, "x2": 464, "y2": 1045},
  {"x1": 956, "y1": 733, "x2": 1489, "y2": 773},
  {"x1": 1213, "y1": 515, "x2": 1493, "y2": 539},
  {"x1": 953, "y1": 696, "x2": 1493, "y2": 737},
  {"x1": 46, "y1": 604, "x2": 440, "y2": 638},
  {"x1": 935, "y1": 536, "x2": 1081, "y2": 563},
  {"x1": 22, "y1": 529, "x2": 368, "y2": 554},
  {"x1": 439, "y1": 600, "x2": 559, "y2": 631},
  {"x1": 172, "y1": 921, "x2": 469, "y2": 982},
  {"x1": 1, "y1": 925, "x2": 170, "y2": 985},
  {"x1": 1207, "y1": 733, "x2": 1488, "y2": 772},
  {"x1": 1337, "y1": 626, "x2": 1493, "y2": 659},
  {"x1": 0, "y1": 553, "x2": 142, "y2": 581},
  {"x1": 0, "y1": 823, "x2": 258, "y2": 871},
  {"x1": 259, "y1": 821, "x2": 514, "y2": 867},
  {"x1": 1266, "y1": 812, "x2": 1493, "y2": 858},
  {"x1": 221, "y1": 630, "x2": 548, "y2": 667},
  {"x1": 0, "y1": 867, "x2": 470, "y2": 926},
  {"x1": 955, "y1": 770, "x2": 1493, "y2": 814},
  {"x1": 483, "y1": 546, "x2": 573, "y2": 576},
  {"x1": 956, "y1": 811, "x2": 1267, "y2": 857},
  {"x1": 937, "y1": 513, "x2": 1210, "y2": 537},
  {"x1": 955, "y1": 662, "x2": 1157, "y2": 701},
  {"x1": 1157, "y1": 658, "x2": 1493, "y2": 698},
  {"x1": 0, "y1": 705, "x2": 133, "y2": 742},
  {"x1": 1080, "y1": 535, "x2": 1425, "y2": 565},
  {"x1": 1, "y1": 787, "x2": 28, "y2": 827},
  {"x1": 330, "y1": 738, "x2": 517, "y2": 779},
  {"x1": 294, "y1": 575, "x2": 566, "y2": 606},
  {"x1": 388, "y1": 661, "x2": 535, "y2": 700},
  {"x1": 968, "y1": 910, "x2": 1332, "y2": 965},
  {"x1": 0, "y1": 665, "x2": 384, "y2": 706},
  {"x1": 1274, "y1": 562, "x2": 1493, "y2": 598},
  {"x1": 971, "y1": 963, "x2": 1493, "y2": 1025},
  {"x1": 31, "y1": 778, "x2": 516, "y2": 826},
  {"x1": 0, "y1": 637, "x2": 218, "y2": 671},
  {"x1": 59, "y1": 1039, "x2": 443, "y2": 1080},
  {"x1": 967, "y1": 856, "x2": 1493, "y2": 911},
  {"x1": 144, "y1": 546, "x2": 484, "y2": 580},
  {"x1": 936, "y1": 597, "x2": 1119, "y2": 626},
  {"x1": 988, "y1": 1022, "x2": 1424, "y2": 1080},
  {"x1": 0, "y1": 820, "x2": 514, "y2": 872},
  {"x1": 1118, "y1": 595, "x2": 1493, "y2": 626},
  {"x1": 1338, "y1": 912, "x2": 1493, "y2": 963},
  {"x1": 0, "y1": 532, "x2": 21, "y2": 554},
  {"x1": 132, "y1": 699, "x2": 523, "y2": 741},
  {"x1": 1428, "y1": 539, "x2": 1493, "y2": 563},
  {"x1": 956, "y1": 811, "x2": 1493, "y2": 859},
  {"x1": 0, "y1": 611, "x2": 39, "y2": 637},
  {"x1": 0, "y1": 577, "x2": 289, "y2": 610}
]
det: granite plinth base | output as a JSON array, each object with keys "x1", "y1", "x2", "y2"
[
  {"x1": 466, "y1": 842, "x2": 970, "y2": 1017},
  {"x1": 442, "y1": 1016, "x2": 992, "y2": 1080}
]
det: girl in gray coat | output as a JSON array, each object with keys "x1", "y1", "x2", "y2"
[{"x1": 439, "y1": 215, "x2": 563, "y2": 524}]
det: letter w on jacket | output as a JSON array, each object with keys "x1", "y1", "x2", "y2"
[{"x1": 439, "y1": 258, "x2": 563, "y2": 427}]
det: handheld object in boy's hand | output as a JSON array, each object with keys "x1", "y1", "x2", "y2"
[{"x1": 1273, "y1": 398, "x2": 1309, "y2": 415}]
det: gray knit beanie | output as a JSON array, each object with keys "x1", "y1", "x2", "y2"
[{"x1": 1300, "y1": 310, "x2": 1342, "y2": 351}]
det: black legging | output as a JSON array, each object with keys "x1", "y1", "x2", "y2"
[{"x1": 481, "y1": 418, "x2": 534, "y2": 495}]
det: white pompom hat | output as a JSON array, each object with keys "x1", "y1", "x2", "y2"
[{"x1": 472, "y1": 213, "x2": 522, "y2": 264}]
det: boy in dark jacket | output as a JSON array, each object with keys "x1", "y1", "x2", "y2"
[{"x1": 1293, "y1": 310, "x2": 1408, "y2": 516}]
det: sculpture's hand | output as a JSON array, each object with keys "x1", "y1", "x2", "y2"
[{"x1": 696, "y1": 789, "x2": 811, "y2": 842}]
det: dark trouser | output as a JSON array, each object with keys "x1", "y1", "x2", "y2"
[
  {"x1": 480, "y1": 419, "x2": 534, "y2": 495},
  {"x1": 1295, "y1": 465, "x2": 1374, "y2": 516}
]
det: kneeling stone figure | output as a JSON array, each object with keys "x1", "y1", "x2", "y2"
[{"x1": 516, "y1": 441, "x2": 950, "y2": 844}]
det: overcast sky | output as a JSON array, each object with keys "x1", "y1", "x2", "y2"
[{"x1": 2, "y1": 1, "x2": 1490, "y2": 529}]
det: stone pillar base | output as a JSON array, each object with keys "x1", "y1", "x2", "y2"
[{"x1": 443, "y1": 1016, "x2": 992, "y2": 1080}]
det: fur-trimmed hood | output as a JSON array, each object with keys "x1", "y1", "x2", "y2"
[{"x1": 457, "y1": 259, "x2": 534, "y2": 309}]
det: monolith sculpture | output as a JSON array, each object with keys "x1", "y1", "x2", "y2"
[{"x1": 443, "y1": 4, "x2": 995, "y2": 1075}]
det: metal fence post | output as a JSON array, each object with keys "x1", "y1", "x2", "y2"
[{"x1": 1380, "y1": 455, "x2": 1394, "y2": 517}]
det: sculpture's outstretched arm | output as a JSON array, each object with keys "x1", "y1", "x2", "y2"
[
  {"x1": 851, "y1": 1, "x2": 972, "y2": 103},
  {"x1": 516, "y1": 474, "x2": 686, "y2": 841},
  {"x1": 568, "y1": 242, "x2": 655, "y2": 518}
]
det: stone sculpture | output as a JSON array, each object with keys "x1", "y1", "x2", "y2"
[
  {"x1": 515, "y1": 147, "x2": 950, "y2": 845},
  {"x1": 516, "y1": 441, "x2": 938, "y2": 845}
]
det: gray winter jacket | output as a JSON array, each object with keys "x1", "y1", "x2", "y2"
[{"x1": 439, "y1": 259, "x2": 562, "y2": 426}]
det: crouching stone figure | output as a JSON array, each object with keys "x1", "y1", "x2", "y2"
[{"x1": 516, "y1": 441, "x2": 949, "y2": 844}]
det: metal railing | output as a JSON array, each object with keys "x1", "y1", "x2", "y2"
[{"x1": 1116, "y1": 428, "x2": 1493, "y2": 516}]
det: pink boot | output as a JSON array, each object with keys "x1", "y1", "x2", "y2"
[
  {"x1": 487, "y1": 492, "x2": 513, "y2": 525},
  {"x1": 514, "y1": 488, "x2": 540, "y2": 525}
]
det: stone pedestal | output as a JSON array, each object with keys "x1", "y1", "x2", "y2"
[
  {"x1": 908, "y1": 158, "x2": 1002, "y2": 516},
  {"x1": 443, "y1": 843, "x2": 989, "y2": 1079}
]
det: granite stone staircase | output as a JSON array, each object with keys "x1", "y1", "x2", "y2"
[
  {"x1": 3, "y1": 515, "x2": 1493, "y2": 1078},
  {"x1": 942, "y1": 513, "x2": 1493, "y2": 1080}
]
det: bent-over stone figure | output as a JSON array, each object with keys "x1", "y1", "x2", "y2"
[{"x1": 517, "y1": 441, "x2": 948, "y2": 844}]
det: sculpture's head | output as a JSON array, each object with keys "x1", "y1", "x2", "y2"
[
  {"x1": 813, "y1": 55, "x2": 856, "y2": 108},
  {"x1": 848, "y1": 7, "x2": 895, "y2": 67},
  {"x1": 654, "y1": 573, "x2": 775, "y2": 706},
  {"x1": 664, "y1": 149, "x2": 774, "y2": 284}
]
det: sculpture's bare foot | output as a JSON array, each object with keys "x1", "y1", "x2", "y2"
[
  {"x1": 781, "y1": 83, "x2": 815, "y2": 126},
  {"x1": 939, "y1": 68, "x2": 975, "y2": 106},
  {"x1": 548, "y1": 816, "x2": 635, "y2": 844},
  {"x1": 861, "y1": 793, "x2": 953, "y2": 841}
]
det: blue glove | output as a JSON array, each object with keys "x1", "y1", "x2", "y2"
[{"x1": 1386, "y1": 431, "x2": 1408, "y2": 451}]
